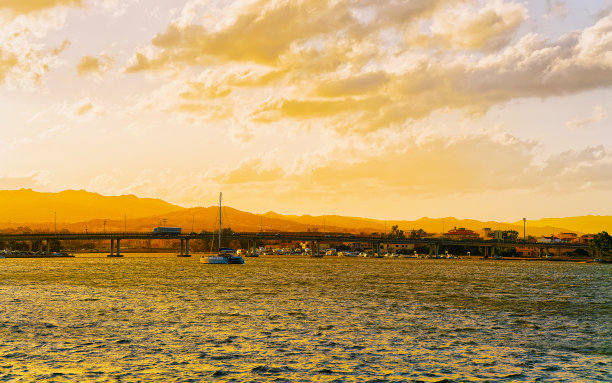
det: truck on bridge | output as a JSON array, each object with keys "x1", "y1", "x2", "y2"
[{"x1": 152, "y1": 227, "x2": 181, "y2": 235}]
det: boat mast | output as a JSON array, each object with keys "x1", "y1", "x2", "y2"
[{"x1": 218, "y1": 192, "x2": 222, "y2": 251}]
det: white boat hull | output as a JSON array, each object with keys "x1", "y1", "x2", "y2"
[{"x1": 203, "y1": 256, "x2": 229, "y2": 264}]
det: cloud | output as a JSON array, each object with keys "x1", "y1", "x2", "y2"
[
  {"x1": 0, "y1": 172, "x2": 49, "y2": 189},
  {"x1": 87, "y1": 132, "x2": 612, "y2": 215},
  {"x1": 28, "y1": 97, "x2": 105, "y2": 123},
  {"x1": 566, "y1": 105, "x2": 607, "y2": 130},
  {"x1": 411, "y1": 1, "x2": 528, "y2": 51},
  {"x1": 123, "y1": 1, "x2": 612, "y2": 137},
  {"x1": 211, "y1": 134, "x2": 612, "y2": 203},
  {"x1": 125, "y1": 0, "x2": 458, "y2": 71},
  {"x1": 0, "y1": 3, "x2": 77, "y2": 87},
  {"x1": 38, "y1": 124, "x2": 69, "y2": 140},
  {"x1": 76, "y1": 54, "x2": 114, "y2": 78},
  {"x1": 0, "y1": 0, "x2": 82, "y2": 15},
  {"x1": 545, "y1": 0, "x2": 567, "y2": 19}
]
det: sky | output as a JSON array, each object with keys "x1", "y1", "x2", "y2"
[{"x1": 0, "y1": 0, "x2": 611, "y2": 221}]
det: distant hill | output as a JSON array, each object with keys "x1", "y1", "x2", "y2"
[
  {"x1": 261, "y1": 214, "x2": 579, "y2": 237},
  {"x1": 0, "y1": 189, "x2": 609, "y2": 235},
  {"x1": 0, "y1": 189, "x2": 183, "y2": 223},
  {"x1": 512, "y1": 215, "x2": 612, "y2": 235}
]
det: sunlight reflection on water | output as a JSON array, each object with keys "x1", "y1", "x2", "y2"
[{"x1": 0, "y1": 256, "x2": 610, "y2": 382}]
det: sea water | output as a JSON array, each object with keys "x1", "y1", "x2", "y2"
[{"x1": 0, "y1": 256, "x2": 610, "y2": 382}]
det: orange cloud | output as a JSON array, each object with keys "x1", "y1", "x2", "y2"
[
  {"x1": 124, "y1": 1, "x2": 612, "y2": 138},
  {"x1": 0, "y1": 0, "x2": 82, "y2": 15},
  {"x1": 76, "y1": 54, "x2": 114, "y2": 77}
]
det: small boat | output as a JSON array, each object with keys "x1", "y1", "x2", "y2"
[{"x1": 200, "y1": 192, "x2": 244, "y2": 265}]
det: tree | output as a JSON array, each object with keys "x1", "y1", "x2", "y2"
[
  {"x1": 388, "y1": 225, "x2": 405, "y2": 239},
  {"x1": 409, "y1": 229, "x2": 427, "y2": 239},
  {"x1": 591, "y1": 231, "x2": 612, "y2": 256}
]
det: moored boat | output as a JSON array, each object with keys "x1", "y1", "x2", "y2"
[{"x1": 200, "y1": 193, "x2": 244, "y2": 265}]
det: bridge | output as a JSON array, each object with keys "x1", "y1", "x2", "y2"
[{"x1": 0, "y1": 231, "x2": 592, "y2": 258}]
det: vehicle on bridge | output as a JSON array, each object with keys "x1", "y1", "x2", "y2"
[{"x1": 152, "y1": 227, "x2": 182, "y2": 235}]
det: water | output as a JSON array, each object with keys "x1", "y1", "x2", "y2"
[{"x1": 0, "y1": 256, "x2": 610, "y2": 382}]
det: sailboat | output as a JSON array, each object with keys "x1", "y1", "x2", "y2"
[{"x1": 200, "y1": 192, "x2": 245, "y2": 265}]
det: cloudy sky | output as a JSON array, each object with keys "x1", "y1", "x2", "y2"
[{"x1": 1, "y1": 0, "x2": 611, "y2": 221}]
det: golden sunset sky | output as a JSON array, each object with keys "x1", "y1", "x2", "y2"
[{"x1": 1, "y1": 0, "x2": 611, "y2": 221}]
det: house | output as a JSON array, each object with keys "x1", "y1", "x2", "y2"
[
  {"x1": 444, "y1": 227, "x2": 480, "y2": 240},
  {"x1": 515, "y1": 246, "x2": 538, "y2": 257},
  {"x1": 537, "y1": 236, "x2": 562, "y2": 244},
  {"x1": 558, "y1": 232, "x2": 578, "y2": 243}
]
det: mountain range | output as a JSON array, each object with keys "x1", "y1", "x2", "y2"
[{"x1": 1, "y1": 189, "x2": 610, "y2": 236}]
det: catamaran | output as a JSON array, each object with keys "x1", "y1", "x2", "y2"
[{"x1": 200, "y1": 192, "x2": 245, "y2": 264}]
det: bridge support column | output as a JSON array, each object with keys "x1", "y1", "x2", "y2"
[
  {"x1": 377, "y1": 243, "x2": 381, "y2": 257},
  {"x1": 180, "y1": 239, "x2": 184, "y2": 256},
  {"x1": 110, "y1": 239, "x2": 114, "y2": 256},
  {"x1": 116, "y1": 239, "x2": 121, "y2": 257},
  {"x1": 317, "y1": 241, "x2": 320, "y2": 257},
  {"x1": 429, "y1": 245, "x2": 433, "y2": 256},
  {"x1": 46, "y1": 240, "x2": 50, "y2": 254},
  {"x1": 253, "y1": 241, "x2": 257, "y2": 257},
  {"x1": 185, "y1": 239, "x2": 190, "y2": 257},
  {"x1": 436, "y1": 244, "x2": 439, "y2": 258},
  {"x1": 491, "y1": 247, "x2": 495, "y2": 256}
]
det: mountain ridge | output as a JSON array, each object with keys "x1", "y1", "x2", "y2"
[{"x1": 0, "y1": 189, "x2": 609, "y2": 235}]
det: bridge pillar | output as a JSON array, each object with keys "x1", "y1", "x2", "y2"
[
  {"x1": 253, "y1": 240, "x2": 257, "y2": 257},
  {"x1": 46, "y1": 240, "x2": 50, "y2": 254},
  {"x1": 110, "y1": 239, "x2": 114, "y2": 256},
  {"x1": 429, "y1": 245, "x2": 433, "y2": 256},
  {"x1": 180, "y1": 239, "x2": 184, "y2": 256},
  {"x1": 185, "y1": 239, "x2": 190, "y2": 257},
  {"x1": 491, "y1": 247, "x2": 495, "y2": 256},
  {"x1": 317, "y1": 241, "x2": 320, "y2": 257},
  {"x1": 436, "y1": 244, "x2": 439, "y2": 257},
  {"x1": 116, "y1": 239, "x2": 121, "y2": 257},
  {"x1": 377, "y1": 243, "x2": 381, "y2": 257}
]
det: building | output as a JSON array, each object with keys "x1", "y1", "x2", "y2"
[
  {"x1": 558, "y1": 232, "x2": 578, "y2": 243},
  {"x1": 537, "y1": 236, "x2": 562, "y2": 244},
  {"x1": 444, "y1": 227, "x2": 480, "y2": 240}
]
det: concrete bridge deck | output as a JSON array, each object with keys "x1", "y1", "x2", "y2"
[{"x1": 0, "y1": 231, "x2": 591, "y2": 257}]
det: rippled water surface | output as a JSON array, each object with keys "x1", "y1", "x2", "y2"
[{"x1": 0, "y1": 256, "x2": 610, "y2": 382}]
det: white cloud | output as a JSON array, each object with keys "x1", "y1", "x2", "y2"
[
  {"x1": 566, "y1": 105, "x2": 607, "y2": 130},
  {"x1": 0, "y1": 171, "x2": 50, "y2": 189}
]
